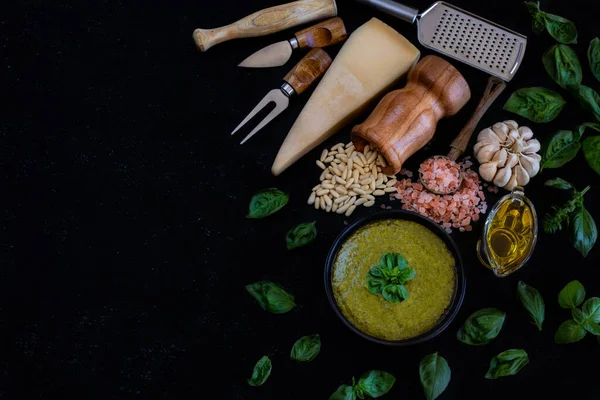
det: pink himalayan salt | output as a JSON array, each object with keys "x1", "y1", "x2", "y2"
[{"x1": 419, "y1": 156, "x2": 461, "y2": 194}]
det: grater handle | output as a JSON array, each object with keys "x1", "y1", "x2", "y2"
[{"x1": 354, "y1": 0, "x2": 418, "y2": 23}]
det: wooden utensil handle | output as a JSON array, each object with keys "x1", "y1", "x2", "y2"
[
  {"x1": 448, "y1": 76, "x2": 506, "y2": 161},
  {"x1": 294, "y1": 17, "x2": 347, "y2": 49},
  {"x1": 283, "y1": 48, "x2": 332, "y2": 95},
  {"x1": 193, "y1": 0, "x2": 337, "y2": 52}
]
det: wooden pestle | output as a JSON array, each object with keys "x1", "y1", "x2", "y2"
[{"x1": 351, "y1": 55, "x2": 471, "y2": 175}]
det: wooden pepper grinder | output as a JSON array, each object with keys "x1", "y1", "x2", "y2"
[{"x1": 351, "y1": 55, "x2": 471, "y2": 175}]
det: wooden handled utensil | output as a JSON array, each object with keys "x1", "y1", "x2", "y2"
[
  {"x1": 231, "y1": 48, "x2": 332, "y2": 144},
  {"x1": 193, "y1": 0, "x2": 338, "y2": 52},
  {"x1": 238, "y1": 17, "x2": 347, "y2": 68}
]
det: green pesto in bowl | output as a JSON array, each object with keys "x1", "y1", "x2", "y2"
[{"x1": 332, "y1": 219, "x2": 456, "y2": 341}]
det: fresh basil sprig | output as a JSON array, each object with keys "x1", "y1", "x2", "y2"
[
  {"x1": 571, "y1": 85, "x2": 600, "y2": 123},
  {"x1": 558, "y1": 280, "x2": 586, "y2": 309},
  {"x1": 457, "y1": 308, "x2": 506, "y2": 346},
  {"x1": 590, "y1": 38, "x2": 600, "y2": 83},
  {"x1": 286, "y1": 221, "x2": 317, "y2": 250},
  {"x1": 545, "y1": 177, "x2": 573, "y2": 190},
  {"x1": 503, "y1": 87, "x2": 565, "y2": 123},
  {"x1": 583, "y1": 135, "x2": 600, "y2": 176},
  {"x1": 555, "y1": 319, "x2": 587, "y2": 343},
  {"x1": 517, "y1": 281, "x2": 545, "y2": 331},
  {"x1": 366, "y1": 253, "x2": 416, "y2": 303},
  {"x1": 543, "y1": 44, "x2": 582, "y2": 89},
  {"x1": 246, "y1": 281, "x2": 296, "y2": 314},
  {"x1": 419, "y1": 353, "x2": 451, "y2": 400},
  {"x1": 485, "y1": 349, "x2": 529, "y2": 379},
  {"x1": 541, "y1": 123, "x2": 600, "y2": 170},
  {"x1": 246, "y1": 188, "x2": 289, "y2": 219},
  {"x1": 329, "y1": 370, "x2": 396, "y2": 400},
  {"x1": 544, "y1": 180, "x2": 597, "y2": 257},
  {"x1": 247, "y1": 355, "x2": 272, "y2": 386},
  {"x1": 290, "y1": 334, "x2": 321, "y2": 362},
  {"x1": 555, "y1": 280, "x2": 600, "y2": 344},
  {"x1": 524, "y1": 1, "x2": 577, "y2": 44}
]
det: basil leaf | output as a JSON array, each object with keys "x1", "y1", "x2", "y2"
[
  {"x1": 574, "y1": 122, "x2": 600, "y2": 141},
  {"x1": 524, "y1": 2, "x2": 545, "y2": 34},
  {"x1": 572, "y1": 308, "x2": 586, "y2": 325},
  {"x1": 246, "y1": 281, "x2": 296, "y2": 314},
  {"x1": 582, "y1": 297, "x2": 600, "y2": 323},
  {"x1": 397, "y1": 267, "x2": 416, "y2": 285},
  {"x1": 583, "y1": 136, "x2": 600, "y2": 176},
  {"x1": 355, "y1": 370, "x2": 396, "y2": 398},
  {"x1": 382, "y1": 284, "x2": 407, "y2": 303},
  {"x1": 541, "y1": 130, "x2": 581, "y2": 170},
  {"x1": 571, "y1": 205, "x2": 597, "y2": 257},
  {"x1": 542, "y1": 45, "x2": 582, "y2": 89},
  {"x1": 545, "y1": 177, "x2": 573, "y2": 190},
  {"x1": 485, "y1": 349, "x2": 529, "y2": 379},
  {"x1": 457, "y1": 308, "x2": 506, "y2": 345},
  {"x1": 517, "y1": 281, "x2": 545, "y2": 331},
  {"x1": 558, "y1": 280, "x2": 586, "y2": 308},
  {"x1": 246, "y1": 188, "x2": 289, "y2": 219},
  {"x1": 555, "y1": 319, "x2": 587, "y2": 344},
  {"x1": 583, "y1": 320, "x2": 600, "y2": 336},
  {"x1": 247, "y1": 355, "x2": 272, "y2": 386},
  {"x1": 367, "y1": 267, "x2": 386, "y2": 295},
  {"x1": 419, "y1": 353, "x2": 451, "y2": 400},
  {"x1": 571, "y1": 85, "x2": 600, "y2": 123},
  {"x1": 503, "y1": 87, "x2": 565, "y2": 123},
  {"x1": 290, "y1": 334, "x2": 321, "y2": 362},
  {"x1": 379, "y1": 253, "x2": 408, "y2": 270},
  {"x1": 329, "y1": 385, "x2": 356, "y2": 400},
  {"x1": 543, "y1": 13, "x2": 578, "y2": 44},
  {"x1": 589, "y1": 37, "x2": 600, "y2": 83},
  {"x1": 286, "y1": 221, "x2": 317, "y2": 250}
]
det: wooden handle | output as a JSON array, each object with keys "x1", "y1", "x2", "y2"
[
  {"x1": 294, "y1": 17, "x2": 347, "y2": 49},
  {"x1": 283, "y1": 48, "x2": 332, "y2": 95},
  {"x1": 193, "y1": 0, "x2": 337, "y2": 52},
  {"x1": 447, "y1": 76, "x2": 506, "y2": 161},
  {"x1": 351, "y1": 56, "x2": 471, "y2": 175}
]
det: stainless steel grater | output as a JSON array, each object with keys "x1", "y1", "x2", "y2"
[{"x1": 355, "y1": 0, "x2": 527, "y2": 81}]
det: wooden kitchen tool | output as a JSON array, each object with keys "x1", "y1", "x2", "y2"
[
  {"x1": 231, "y1": 48, "x2": 332, "y2": 144},
  {"x1": 351, "y1": 55, "x2": 471, "y2": 175},
  {"x1": 238, "y1": 17, "x2": 347, "y2": 68},
  {"x1": 193, "y1": 0, "x2": 338, "y2": 52}
]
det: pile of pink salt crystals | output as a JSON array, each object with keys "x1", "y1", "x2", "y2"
[
  {"x1": 419, "y1": 156, "x2": 461, "y2": 194},
  {"x1": 391, "y1": 161, "x2": 489, "y2": 233}
]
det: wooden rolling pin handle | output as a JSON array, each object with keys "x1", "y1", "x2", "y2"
[
  {"x1": 193, "y1": 0, "x2": 338, "y2": 52},
  {"x1": 295, "y1": 17, "x2": 347, "y2": 49},
  {"x1": 283, "y1": 48, "x2": 332, "y2": 95},
  {"x1": 447, "y1": 76, "x2": 507, "y2": 161}
]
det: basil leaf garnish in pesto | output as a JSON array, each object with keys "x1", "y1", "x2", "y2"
[{"x1": 366, "y1": 253, "x2": 415, "y2": 303}]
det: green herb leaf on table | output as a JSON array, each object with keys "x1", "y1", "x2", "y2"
[
  {"x1": 571, "y1": 205, "x2": 597, "y2": 257},
  {"x1": 419, "y1": 353, "x2": 451, "y2": 400},
  {"x1": 571, "y1": 307, "x2": 586, "y2": 325},
  {"x1": 555, "y1": 319, "x2": 587, "y2": 344},
  {"x1": 290, "y1": 334, "x2": 321, "y2": 362},
  {"x1": 583, "y1": 136, "x2": 600, "y2": 176},
  {"x1": 457, "y1": 308, "x2": 506, "y2": 346},
  {"x1": 544, "y1": 177, "x2": 573, "y2": 190},
  {"x1": 503, "y1": 87, "x2": 565, "y2": 123},
  {"x1": 575, "y1": 122, "x2": 600, "y2": 141},
  {"x1": 329, "y1": 384, "x2": 356, "y2": 400},
  {"x1": 590, "y1": 38, "x2": 600, "y2": 83},
  {"x1": 524, "y1": 1, "x2": 545, "y2": 34},
  {"x1": 355, "y1": 370, "x2": 396, "y2": 398},
  {"x1": 517, "y1": 281, "x2": 545, "y2": 331},
  {"x1": 542, "y1": 44, "x2": 582, "y2": 89},
  {"x1": 524, "y1": 2, "x2": 577, "y2": 44},
  {"x1": 570, "y1": 85, "x2": 600, "y2": 123},
  {"x1": 246, "y1": 188, "x2": 289, "y2": 219},
  {"x1": 366, "y1": 253, "x2": 415, "y2": 303},
  {"x1": 541, "y1": 130, "x2": 581, "y2": 170},
  {"x1": 286, "y1": 221, "x2": 317, "y2": 250},
  {"x1": 247, "y1": 355, "x2": 272, "y2": 387},
  {"x1": 558, "y1": 280, "x2": 586, "y2": 309},
  {"x1": 246, "y1": 281, "x2": 296, "y2": 314},
  {"x1": 485, "y1": 349, "x2": 529, "y2": 379},
  {"x1": 582, "y1": 298, "x2": 600, "y2": 323}
]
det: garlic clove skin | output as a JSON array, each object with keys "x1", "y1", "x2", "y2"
[
  {"x1": 492, "y1": 148, "x2": 508, "y2": 167},
  {"x1": 492, "y1": 122, "x2": 511, "y2": 142},
  {"x1": 518, "y1": 126, "x2": 534, "y2": 140},
  {"x1": 480, "y1": 162, "x2": 498, "y2": 182},
  {"x1": 520, "y1": 153, "x2": 540, "y2": 178},
  {"x1": 475, "y1": 144, "x2": 500, "y2": 163},
  {"x1": 504, "y1": 171, "x2": 519, "y2": 190},
  {"x1": 514, "y1": 165, "x2": 530, "y2": 186},
  {"x1": 504, "y1": 120, "x2": 519, "y2": 130},
  {"x1": 493, "y1": 166, "x2": 512, "y2": 187},
  {"x1": 507, "y1": 153, "x2": 520, "y2": 169},
  {"x1": 477, "y1": 128, "x2": 501, "y2": 144},
  {"x1": 522, "y1": 138, "x2": 541, "y2": 154}
]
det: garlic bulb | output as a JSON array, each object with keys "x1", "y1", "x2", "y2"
[{"x1": 474, "y1": 120, "x2": 541, "y2": 190}]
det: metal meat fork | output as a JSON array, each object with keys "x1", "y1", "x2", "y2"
[{"x1": 231, "y1": 48, "x2": 332, "y2": 144}]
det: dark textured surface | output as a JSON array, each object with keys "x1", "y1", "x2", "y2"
[{"x1": 2, "y1": 0, "x2": 600, "y2": 398}]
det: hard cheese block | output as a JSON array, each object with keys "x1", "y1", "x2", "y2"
[{"x1": 271, "y1": 18, "x2": 420, "y2": 176}]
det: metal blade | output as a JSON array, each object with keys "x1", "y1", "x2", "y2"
[
  {"x1": 238, "y1": 41, "x2": 293, "y2": 68},
  {"x1": 231, "y1": 89, "x2": 289, "y2": 145}
]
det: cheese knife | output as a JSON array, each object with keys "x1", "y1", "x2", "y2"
[
  {"x1": 232, "y1": 48, "x2": 332, "y2": 144},
  {"x1": 238, "y1": 17, "x2": 347, "y2": 68}
]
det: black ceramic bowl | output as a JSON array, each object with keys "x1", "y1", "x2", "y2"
[{"x1": 324, "y1": 210, "x2": 466, "y2": 346}]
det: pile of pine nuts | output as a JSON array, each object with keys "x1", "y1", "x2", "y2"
[{"x1": 308, "y1": 141, "x2": 397, "y2": 216}]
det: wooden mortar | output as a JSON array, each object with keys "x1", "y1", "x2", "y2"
[{"x1": 351, "y1": 55, "x2": 471, "y2": 175}]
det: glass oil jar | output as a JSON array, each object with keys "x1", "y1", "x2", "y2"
[{"x1": 477, "y1": 186, "x2": 538, "y2": 277}]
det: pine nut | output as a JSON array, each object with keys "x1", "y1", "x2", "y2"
[
  {"x1": 329, "y1": 150, "x2": 338, "y2": 156},
  {"x1": 345, "y1": 141, "x2": 353, "y2": 148},
  {"x1": 316, "y1": 160, "x2": 326, "y2": 170},
  {"x1": 336, "y1": 203, "x2": 350, "y2": 214},
  {"x1": 324, "y1": 156, "x2": 334, "y2": 163},
  {"x1": 332, "y1": 202, "x2": 338, "y2": 212},
  {"x1": 367, "y1": 152, "x2": 377, "y2": 164},
  {"x1": 377, "y1": 154, "x2": 387, "y2": 167},
  {"x1": 382, "y1": 175, "x2": 388, "y2": 183},
  {"x1": 345, "y1": 178, "x2": 355, "y2": 188},
  {"x1": 333, "y1": 158, "x2": 342, "y2": 164},
  {"x1": 334, "y1": 195, "x2": 348, "y2": 204},
  {"x1": 315, "y1": 197, "x2": 321, "y2": 210},
  {"x1": 354, "y1": 188, "x2": 367, "y2": 195},
  {"x1": 360, "y1": 178, "x2": 371, "y2": 185},
  {"x1": 320, "y1": 170, "x2": 327, "y2": 181},
  {"x1": 364, "y1": 145, "x2": 370, "y2": 154},
  {"x1": 335, "y1": 176, "x2": 347, "y2": 185},
  {"x1": 317, "y1": 189, "x2": 329, "y2": 196},
  {"x1": 333, "y1": 143, "x2": 344, "y2": 151},
  {"x1": 345, "y1": 205, "x2": 356, "y2": 217},
  {"x1": 353, "y1": 170, "x2": 360, "y2": 182},
  {"x1": 323, "y1": 195, "x2": 332, "y2": 206},
  {"x1": 326, "y1": 203, "x2": 332, "y2": 212},
  {"x1": 352, "y1": 154, "x2": 364, "y2": 167},
  {"x1": 341, "y1": 168, "x2": 348, "y2": 181},
  {"x1": 358, "y1": 152, "x2": 368, "y2": 165},
  {"x1": 325, "y1": 173, "x2": 333, "y2": 180},
  {"x1": 347, "y1": 158, "x2": 353, "y2": 170},
  {"x1": 371, "y1": 165, "x2": 377, "y2": 176},
  {"x1": 376, "y1": 184, "x2": 386, "y2": 189},
  {"x1": 384, "y1": 187, "x2": 397, "y2": 193},
  {"x1": 321, "y1": 183, "x2": 334, "y2": 189},
  {"x1": 345, "y1": 146, "x2": 355, "y2": 155},
  {"x1": 336, "y1": 153, "x2": 348, "y2": 162},
  {"x1": 320, "y1": 149, "x2": 328, "y2": 162},
  {"x1": 347, "y1": 196, "x2": 357, "y2": 205},
  {"x1": 364, "y1": 200, "x2": 375, "y2": 207},
  {"x1": 361, "y1": 184, "x2": 370, "y2": 191},
  {"x1": 355, "y1": 198, "x2": 368, "y2": 206},
  {"x1": 330, "y1": 190, "x2": 340, "y2": 198},
  {"x1": 335, "y1": 186, "x2": 348, "y2": 195},
  {"x1": 373, "y1": 190, "x2": 386, "y2": 196},
  {"x1": 308, "y1": 191, "x2": 316, "y2": 205},
  {"x1": 348, "y1": 191, "x2": 357, "y2": 196},
  {"x1": 362, "y1": 194, "x2": 375, "y2": 201},
  {"x1": 376, "y1": 177, "x2": 384, "y2": 186},
  {"x1": 331, "y1": 166, "x2": 342, "y2": 176},
  {"x1": 387, "y1": 179, "x2": 397, "y2": 186},
  {"x1": 312, "y1": 184, "x2": 321, "y2": 191},
  {"x1": 370, "y1": 180, "x2": 376, "y2": 191}
]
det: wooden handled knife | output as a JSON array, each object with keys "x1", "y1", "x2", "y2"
[{"x1": 238, "y1": 17, "x2": 347, "y2": 68}]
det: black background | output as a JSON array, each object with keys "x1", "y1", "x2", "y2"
[{"x1": 3, "y1": 0, "x2": 600, "y2": 398}]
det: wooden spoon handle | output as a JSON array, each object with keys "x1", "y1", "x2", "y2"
[
  {"x1": 283, "y1": 48, "x2": 332, "y2": 95},
  {"x1": 448, "y1": 76, "x2": 506, "y2": 161},
  {"x1": 294, "y1": 17, "x2": 347, "y2": 49},
  {"x1": 193, "y1": 0, "x2": 338, "y2": 52}
]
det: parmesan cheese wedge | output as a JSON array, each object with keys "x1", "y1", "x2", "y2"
[{"x1": 272, "y1": 18, "x2": 420, "y2": 176}]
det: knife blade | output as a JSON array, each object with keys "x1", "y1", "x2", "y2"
[
  {"x1": 238, "y1": 17, "x2": 346, "y2": 68},
  {"x1": 232, "y1": 48, "x2": 333, "y2": 144}
]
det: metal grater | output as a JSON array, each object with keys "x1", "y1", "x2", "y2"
[{"x1": 355, "y1": 0, "x2": 527, "y2": 81}]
